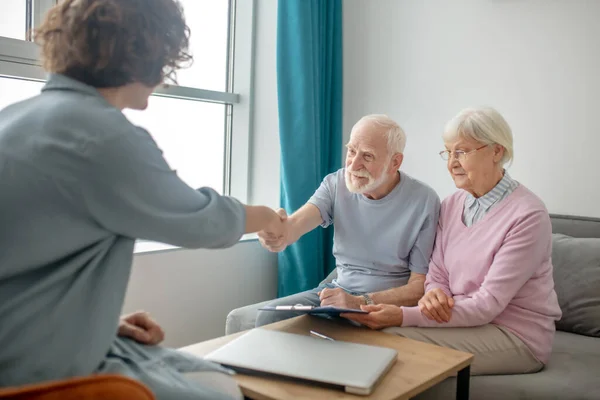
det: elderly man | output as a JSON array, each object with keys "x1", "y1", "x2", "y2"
[{"x1": 255, "y1": 114, "x2": 441, "y2": 327}]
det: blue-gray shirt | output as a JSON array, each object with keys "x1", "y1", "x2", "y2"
[
  {"x1": 463, "y1": 171, "x2": 519, "y2": 226},
  {"x1": 0, "y1": 74, "x2": 245, "y2": 399},
  {"x1": 308, "y1": 169, "x2": 440, "y2": 293}
]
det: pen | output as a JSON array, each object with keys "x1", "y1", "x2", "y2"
[{"x1": 310, "y1": 330, "x2": 335, "y2": 341}]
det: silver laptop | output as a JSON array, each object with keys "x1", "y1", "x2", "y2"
[{"x1": 204, "y1": 328, "x2": 397, "y2": 395}]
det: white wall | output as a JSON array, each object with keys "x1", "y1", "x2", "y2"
[
  {"x1": 123, "y1": 241, "x2": 277, "y2": 348},
  {"x1": 344, "y1": 0, "x2": 600, "y2": 218},
  {"x1": 122, "y1": 0, "x2": 280, "y2": 348}
]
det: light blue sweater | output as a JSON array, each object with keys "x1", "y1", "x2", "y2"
[{"x1": 0, "y1": 74, "x2": 245, "y2": 399}]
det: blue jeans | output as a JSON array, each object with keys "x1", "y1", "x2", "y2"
[{"x1": 254, "y1": 283, "x2": 363, "y2": 327}]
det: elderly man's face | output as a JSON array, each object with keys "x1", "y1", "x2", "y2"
[
  {"x1": 444, "y1": 136, "x2": 504, "y2": 196},
  {"x1": 344, "y1": 122, "x2": 392, "y2": 194}
]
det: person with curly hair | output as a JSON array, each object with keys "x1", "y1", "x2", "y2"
[{"x1": 0, "y1": 1, "x2": 283, "y2": 398}]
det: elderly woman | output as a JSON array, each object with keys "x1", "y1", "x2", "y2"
[{"x1": 344, "y1": 107, "x2": 562, "y2": 375}]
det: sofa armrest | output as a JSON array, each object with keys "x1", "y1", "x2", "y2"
[{"x1": 0, "y1": 375, "x2": 155, "y2": 400}]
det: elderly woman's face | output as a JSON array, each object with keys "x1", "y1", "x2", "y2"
[{"x1": 444, "y1": 136, "x2": 504, "y2": 196}]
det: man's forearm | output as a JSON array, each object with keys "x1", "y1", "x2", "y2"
[
  {"x1": 287, "y1": 203, "x2": 323, "y2": 244},
  {"x1": 369, "y1": 276, "x2": 426, "y2": 307}
]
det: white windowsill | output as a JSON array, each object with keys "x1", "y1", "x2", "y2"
[{"x1": 134, "y1": 233, "x2": 259, "y2": 255}]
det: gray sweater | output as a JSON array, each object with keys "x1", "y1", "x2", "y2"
[{"x1": 0, "y1": 74, "x2": 245, "y2": 399}]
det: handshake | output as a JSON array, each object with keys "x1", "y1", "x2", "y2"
[{"x1": 258, "y1": 208, "x2": 291, "y2": 252}]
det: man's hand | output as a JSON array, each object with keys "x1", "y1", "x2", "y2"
[
  {"x1": 341, "y1": 304, "x2": 403, "y2": 329},
  {"x1": 319, "y1": 287, "x2": 363, "y2": 309},
  {"x1": 118, "y1": 311, "x2": 165, "y2": 345},
  {"x1": 258, "y1": 208, "x2": 289, "y2": 252},
  {"x1": 418, "y1": 288, "x2": 455, "y2": 323}
]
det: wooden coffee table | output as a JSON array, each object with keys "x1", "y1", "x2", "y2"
[{"x1": 181, "y1": 315, "x2": 473, "y2": 400}]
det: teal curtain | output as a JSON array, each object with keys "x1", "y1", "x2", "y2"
[{"x1": 276, "y1": 0, "x2": 343, "y2": 297}]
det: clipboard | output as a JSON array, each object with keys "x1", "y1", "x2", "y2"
[{"x1": 259, "y1": 305, "x2": 368, "y2": 314}]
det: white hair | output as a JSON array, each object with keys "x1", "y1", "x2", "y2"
[
  {"x1": 352, "y1": 114, "x2": 406, "y2": 154},
  {"x1": 443, "y1": 107, "x2": 514, "y2": 165}
]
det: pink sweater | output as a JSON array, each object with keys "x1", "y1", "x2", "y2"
[{"x1": 401, "y1": 185, "x2": 562, "y2": 363}]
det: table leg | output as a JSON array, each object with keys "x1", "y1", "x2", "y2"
[{"x1": 456, "y1": 365, "x2": 470, "y2": 400}]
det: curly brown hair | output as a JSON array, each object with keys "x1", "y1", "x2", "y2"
[{"x1": 34, "y1": 0, "x2": 192, "y2": 88}]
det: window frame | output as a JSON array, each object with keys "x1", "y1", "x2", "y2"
[{"x1": 0, "y1": 0, "x2": 255, "y2": 205}]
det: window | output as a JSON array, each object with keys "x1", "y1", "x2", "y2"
[
  {"x1": 0, "y1": 77, "x2": 44, "y2": 110},
  {"x1": 0, "y1": 0, "x2": 58, "y2": 41},
  {"x1": 0, "y1": 0, "x2": 255, "y2": 203},
  {"x1": 124, "y1": 99, "x2": 226, "y2": 192},
  {"x1": 176, "y1": 0, "x2": 230, "y2": 91},
  {"x1": 0, "y1": 1, "x2": 26, "y2": 40}
]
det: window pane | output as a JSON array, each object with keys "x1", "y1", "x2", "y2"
[
  {"x1": 124, "y1": 97, "x2": 225, "y2": 193},
  {"x1": 0, "y1": 77, "x2": 43, "y2": 111},
  {"x1": 0, "y1": 1, "x2": 27, "y2": 40},
  {"x1": 175, "y1": 0, "x2": 229, "y2": 91}
]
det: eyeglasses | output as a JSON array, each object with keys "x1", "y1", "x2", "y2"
[{"x1": 439, "y1": 144, "x2": 489, "y2": 161}]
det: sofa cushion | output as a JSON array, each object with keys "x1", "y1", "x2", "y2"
[
  {"x1": 414, "y1": 331, "x2": 600, "y2": 400},
  {"x1": 551, "y1": 234, "x2": 600, "y2": 337}
]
